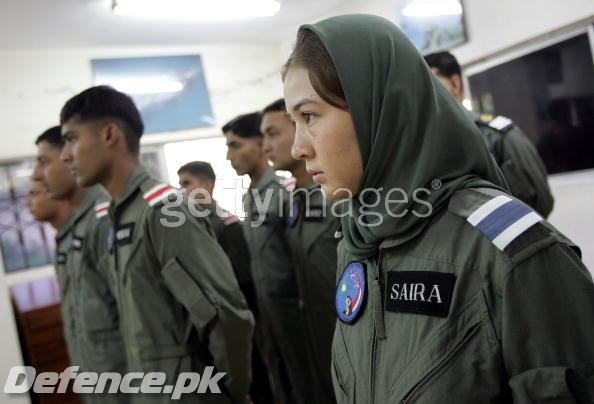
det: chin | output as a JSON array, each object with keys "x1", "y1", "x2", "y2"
[
  {"x1": 322, "y1": 184, "x2": 353, "y2": 201},
  {"x1": 78, "y1": 173, "x2": 98, "y2": 188}
]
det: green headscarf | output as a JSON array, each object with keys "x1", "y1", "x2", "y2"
[{"x1": 302, "y1": 14, "x2": 506, "y2": 259}]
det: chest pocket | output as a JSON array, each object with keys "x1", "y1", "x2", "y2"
[{"x1": 392, "y1": 289, "x2": 502, "y2": 403}]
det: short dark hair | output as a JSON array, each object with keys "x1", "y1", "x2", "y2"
[
  {"x1": 177, "y1": 161, "x2": 216, "y2": 182},
  {"x1": 424, "y1": 51, "x2": 462, "y2": 78},
  {"x1": 60, "y1": 85, "x2": 144, "y2": 154},
  {"x1": 282, "y1": 28, "x2": 347, "y2": 110},
  {"x1": 35, "y1": 126, "x2": 64, "y2": 148},
  {"x1": 262, "y1": 98, "x2": 286, "y2": 114},
  {"x1": 222, "y1": 112, "x2": 262, "y2": 138}
]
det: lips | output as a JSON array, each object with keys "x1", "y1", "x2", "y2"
[{"x1": 308, "y1": 169, "x2": 325, "y2": 184}]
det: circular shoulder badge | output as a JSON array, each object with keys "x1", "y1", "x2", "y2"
[{"x1": 336, "y1": 261, "x2": 367, "y2": 324}]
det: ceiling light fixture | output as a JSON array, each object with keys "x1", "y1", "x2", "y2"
[{"x1": 112, "y1": 0, "x2": 281, "y2": 21}]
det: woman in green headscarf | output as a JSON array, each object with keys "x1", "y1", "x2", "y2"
[{"x1": 282, "y1": 14, "x2": 594, "y2": 403}]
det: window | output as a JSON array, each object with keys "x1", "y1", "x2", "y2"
[
  {"x1": 468, "y1": 32, "x2": 594, "y2": 174},
  {"x1": 1, "y1": 148, "x2": 167, "y2": 274},
  {"x1": 0, "y1": 160, "x2": 55, "y2": 273}
]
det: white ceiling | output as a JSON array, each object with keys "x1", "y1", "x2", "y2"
[{"x1": 0, "y1": 0, "x2": 349, "y2": 49}]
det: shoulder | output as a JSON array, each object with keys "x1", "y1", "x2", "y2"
[
  {"x1": 280, "y1": 176, "x2": 297, "y2": 192},
  {"x1": 474, "y1": 114, "x2": 514, "y2": 133},
  {"x1": 140, "y1": 181, "x2": 178, "y2": 208},
  {"x1": 448, "y1": 187, "x2": 577, "y2": 266}
]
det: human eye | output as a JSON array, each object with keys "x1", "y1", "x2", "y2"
[{"x1": 302, "y1": 112, "x2": 318, "y2": 124}]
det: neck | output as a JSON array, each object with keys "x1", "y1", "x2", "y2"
[
  {"x1": 68, "y1": 186, "x2": 86, "y2": 209},
  {"x1": 51, "y1": 204, "x2": 72, "y2": 230},
  {"x1": 249, "y1": 159, "x2": 270, "y2": 188},
  {"x1": 101, "y1": 154, "x2": 139, "y2": 201},
  {"x1": 290, "y1": 161, "x2": 313, "y2": 188}
]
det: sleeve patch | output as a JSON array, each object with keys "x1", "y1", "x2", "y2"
[
  {"x1": 467, "y1": 197, "x2": 543, "y2": 251},
  {"x1": 489, "y1": 116, "x2": 513, "y2": 131},
  {"x1": 222, "y1": 214, "x2": 239, "y2": 226},
  {"x1": 143, "y1": 183, "x2": 176, "y2": 207},
  {"x1": 95, "y1": 201, "x2": 110, "y2": 219},
  {"x1": 281, "y1": 177, "x2": 297, "y2": 191}
]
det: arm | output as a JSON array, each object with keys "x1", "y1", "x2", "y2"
[
  {"x1": 147, "y1": 203, "x2": 255, "y2": 401},
  {"x1": 501, "y1": 127, "x2": 554, "y2": 217},
  {"x1": 502, "y1": 242, "x2": 594, "y2": 402}
]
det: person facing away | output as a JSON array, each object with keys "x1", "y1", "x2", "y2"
[
  {"x1": 32, "y1": 126, "x2": 126, "y2": 404},
  {"x1": 177, "y1": 160, "x2": 274, "y2": 404},
  {"x1": 261, "y1": 97, "x2": 339, "y2": 404},
  {"x1": 283, "y1": 14, "x2": 594, "y2": 403},
  {"x1": 60, "y1": 85, "x2": 254, "y2": 404},
  {"x1": 224, "y1": 112, "x2": 307, "y2": 404},
  {"x1": 27, "y1": 179, "x2": 71, "y2": 230},
  {"x1": 424, "y1": 51, "x2": 554, "y2": 218}
]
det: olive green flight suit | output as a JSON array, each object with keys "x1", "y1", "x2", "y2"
[
  {"x1": 102, "y1": 165, "x2": 254, "y2": 403},
  {"x1": 206, "y1": 200, "x2": 273, "y2": 404},
  {"x1": 332, "y1": 188, "x2": 594, "y2": 403},
  {"x1": 242, "y1": 167, "x2": 311, "y2": 404},
  {"x1": 207, "y1": 200, "x2": 256, "y2": 312},
  {"x1": 472, "y1": 113, "x2": 554, "y2": 218},
  {"x1": 55, "y1": 185, "x2": 126, "y2": 403},
  {"x1": 285, "y1": 184, "x2": 339, "y2": 404}
]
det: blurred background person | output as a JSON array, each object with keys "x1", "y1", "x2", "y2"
[
  {"x1": 261, "y1": 98, "x2": 338, "y2": 404},
  {"x1": 425, "y1": 51, "x2": 554, "y2": 217},
  {"x1": 26, "y1": 179, "x2": 71, "y2": 230},
  {"x1": 224, "y1": 112, "x2": 308, "y2": 404},
  {"x1": 177, "y1": 160, "x2": 272, "y2": 404}
]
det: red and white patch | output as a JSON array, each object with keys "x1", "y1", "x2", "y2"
[
  {"x1": 143, "y1": 184, "x2": 176, "y2": 207},
  {"x1": 95, "y1": 201, "x2": 109, "y2": 219},
  {"x1": 282, "y1": 177, "x2": 297, "y2": 191},
  {"x1": 222, "y1": 214, "x2": 239, "y2": 226}
]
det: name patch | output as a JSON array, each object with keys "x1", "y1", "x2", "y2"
[
  {"x1": 56, "y1": 253, "x2": 67, "y2": 265},
  {"x1": 385, "y1": 271, "x2": 456, "y2": 318},
  {"x1": 115, "y1": 223, "x2": 135, "y2": 246},
  {"x1": 304, "y1": 206, "x2": 324, "y2": 221}
]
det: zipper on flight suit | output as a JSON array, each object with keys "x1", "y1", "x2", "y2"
[{"x1": 370, "y1": 251, "x2": 385, "y2": 402}]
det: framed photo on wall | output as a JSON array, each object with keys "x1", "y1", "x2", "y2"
[
  {"x1": 396, "y1": 0, "x2": 467, "y2": 54},
  {"x1": 92, "y1": 55, "x2": 215, "y2": 134}
]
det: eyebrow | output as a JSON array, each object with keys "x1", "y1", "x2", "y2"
[
  {"x1": 291, "y1": 98, "x2": 318, "y2": 113},
  {"x1": 262, "y1": 125, "x2": 276, "y2": 134}
]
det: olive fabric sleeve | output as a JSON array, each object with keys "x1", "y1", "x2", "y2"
[
  {"x1": 500, "y1": 127, "x2": 554, "y2": 218},
  {"x1": 502, "y1": 242, "x2": 594, "y2": 402},
  {"x1": 146, "y1": 204, "x2": 255, "y2": 401}
]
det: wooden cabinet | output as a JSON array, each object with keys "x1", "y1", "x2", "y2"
[{"x1": 11, "y1": 276, "x2": 79, "y2": 404}]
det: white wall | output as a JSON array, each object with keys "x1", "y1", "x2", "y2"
[
  {"x1": 548, "y1": 170, "x2": 594, "y2": 274},
  {"x1": 0, "y1": 43, "x2": 285, "y2": 161}
]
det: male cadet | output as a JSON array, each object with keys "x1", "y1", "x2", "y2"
[
  {"x1": 425, "y1": 51, "x2": 555, "y2": 217},
  {"x1": 32, "y1": 126, "x2": 125, "y2": 403},
  {"x1": 224, "y1": 112, "x2": 302, "y2": 404},
  {"x1": 178, "y1": 161, "x2": 273, "y2": 404},
  {"x1": 261, "y1": 98, "x2": 339, "y2": 404},
  {"x1": 27, "y1": 179, "x2": 71, "y2": 230},
  {"x1": 60, "y1": 86, "x2": 254, "y2": 404}
]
